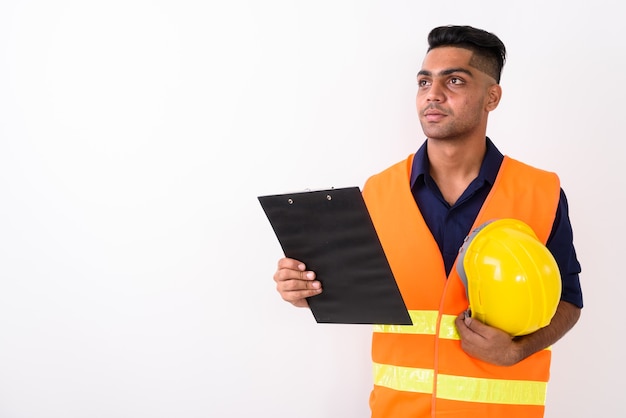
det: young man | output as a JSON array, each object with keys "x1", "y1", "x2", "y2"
[{"x1": 272, "y1": 25, "x2": 583, "y2": 418}]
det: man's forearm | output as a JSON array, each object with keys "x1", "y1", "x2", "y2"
[{"x1": 514, "y1": 300, "x2": 581, "y2": 362}]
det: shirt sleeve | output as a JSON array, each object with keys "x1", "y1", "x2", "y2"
[{"x1": 546, "y1": 188, "x2": 584, "y2": 308}]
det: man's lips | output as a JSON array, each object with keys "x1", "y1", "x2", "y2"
[{"x1": 423, "y1": 110, "x2": 446, "y2": 122}]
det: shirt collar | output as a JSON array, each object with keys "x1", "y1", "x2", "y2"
[{"x1": 410, "y1": 137, "x2": 504, "y2": 188}]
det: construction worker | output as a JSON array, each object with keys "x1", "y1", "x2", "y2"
[{"x1": 272, "y1": 25, "x2": 582, "y2": 418}]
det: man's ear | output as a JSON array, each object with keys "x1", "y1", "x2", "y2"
[{"x1": 486, "y1": 84, "x2": 502, "y2": 111}]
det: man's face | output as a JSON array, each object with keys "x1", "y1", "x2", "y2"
[{"x1": 415, "y1": 46, "x2": 498, "y2": 141}]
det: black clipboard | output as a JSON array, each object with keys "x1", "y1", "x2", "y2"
[{"x1": 258, "y1": 187, "x2": 412, "y2": 325}]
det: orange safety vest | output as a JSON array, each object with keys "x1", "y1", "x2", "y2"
[{"x1": 362, "y1": 155, "x2": 560, "y2": 418}]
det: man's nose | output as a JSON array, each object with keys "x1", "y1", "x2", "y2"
[{"x1": 426, "y1": 81, "x2": 444, "y2": 102}]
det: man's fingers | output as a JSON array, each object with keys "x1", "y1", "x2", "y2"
[
  {"x1": 277, "y1": 257, "x2": 306, "y2": 271},
  {"x1": 274, "y1": 270, "x2": 316, "y2": 285},
  {"x1": 274, "y1": 258, "x2": 316, "y2": 283},
  {"x1": 277, "y1": 282, "x2": 322, "y2": 305},
  {"x1": 456, "y1": 310, "x2": 490, "y2": 340},
  {"x1": 273, "y1": 257, "x2": 321, "y2": 307},
  {"x1": 278, "y1": 277, "x2": 321, "y2": 292},
  {"x1": 456, "y1": 311, "x2": 471, "y2": 325},
  {"x1": 274, "y1": 268, "x2": 316, "y2": 283}
]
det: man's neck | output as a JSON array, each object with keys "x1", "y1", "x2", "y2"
[{"x1": 426, "y1": 136, "x2": 487, "y2": 205}]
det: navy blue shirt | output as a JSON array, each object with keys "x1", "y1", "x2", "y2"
[{"x1": 410, "y1": 138, "x2": 583, "y2": 308}]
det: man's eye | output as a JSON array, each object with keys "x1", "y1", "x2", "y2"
[
  {"x1": 418, "y1": 79, "x2": 430, "y2": 87},
  {"x1": 450, "y1": 77, "x2": 463, "y2": 84}
]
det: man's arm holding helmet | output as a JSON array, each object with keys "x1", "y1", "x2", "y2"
[{"x1": 454, "y1": 301, "x2": 581, "y2": 367}]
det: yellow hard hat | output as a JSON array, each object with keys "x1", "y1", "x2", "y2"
[{"x1": 457, "y1": 218, "x2": 562, "y2": 336}]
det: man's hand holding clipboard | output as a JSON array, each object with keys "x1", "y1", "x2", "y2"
[{"x1": 259, "y1": 187, "x2": 412, "y2": 325}]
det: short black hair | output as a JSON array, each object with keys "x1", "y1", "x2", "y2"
[{"x1": 427, "y1": 25, "x2": 506, "y2": 83}]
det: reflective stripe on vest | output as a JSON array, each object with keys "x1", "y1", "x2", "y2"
[
  {"x1": 374, "y1": 310, "x2": 459, "y2": 340},
  {"x1": 373, "y1": 362, "x2": 547, "y2": 405},
  {"x1": 374, "y1": 309, "x2": 554, "y2": 346}
]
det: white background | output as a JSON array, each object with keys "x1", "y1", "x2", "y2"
[{"x1": 0, "y1": 1, "x2": 622, "y2": 417}]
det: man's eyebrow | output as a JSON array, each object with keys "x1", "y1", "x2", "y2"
[{"x1": 417, "y1": 68, "x2": 474, "y2": 77}]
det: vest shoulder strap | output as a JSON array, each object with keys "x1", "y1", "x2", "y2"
[{"x1": 475, "y1": 156, "x2": 560, "y2": 244}]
